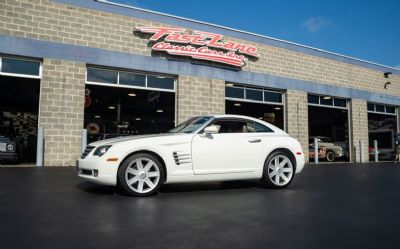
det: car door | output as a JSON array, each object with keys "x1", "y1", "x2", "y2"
[{"x1": 191, "y1": 118, "x2": 265, "y2": 175}]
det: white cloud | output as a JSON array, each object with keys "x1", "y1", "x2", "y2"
[
  {"x1": 395, "y1": 64, "x2": 400, "y2": 69},
  {"x1": 301, "y1": 16, "x2": 330, "y2": 34}
]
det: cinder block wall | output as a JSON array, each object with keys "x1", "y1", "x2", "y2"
[
  {"x1": 177, "y1": 76, "x2": 225, "y2": 123},
  {"x1": 350, "y1": 99, "x2": 369, "y2": 162},
  {"x1": 39, "y1": 59, "x2": 85, "y2": 166},
  {"x1": 286, "y1": 90, "x2": 309, "y2": 160}
]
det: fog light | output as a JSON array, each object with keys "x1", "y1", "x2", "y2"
[{"x1": 93, "y1": 170, "x2": 98, "y2": 177}]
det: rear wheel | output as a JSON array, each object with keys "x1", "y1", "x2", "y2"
[
  {"x1": 117, "y1": 153, "x2": 165, "y2": 196},
  {"x1": 261, "y1": 151, "x2": 295, "y2": 189}
]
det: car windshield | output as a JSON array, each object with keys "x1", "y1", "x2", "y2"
[
  {"x1": 168, "y1": 116, "x2": 212, "y2": 134},
  {"x1": 0, "y1": 125, "x2": 15, "y2": 138}
]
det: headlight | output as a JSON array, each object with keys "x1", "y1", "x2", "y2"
[
  {"x1": 93, "y1": 145, "x2": 112, "y2": 157},
  {"x1": 6, "y1": 144, "x2": 14, "y2": 151}
]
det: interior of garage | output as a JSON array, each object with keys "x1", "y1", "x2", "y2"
[
  {"x1": 0, "y1": 75, "x2": 40, "y2": 165},
  {"x1": 225, "y1": 83, "x2": 284, "y2": 130},
  {"x1": 368, "y1": 103, "x2": 397, "y2": 161},
  {"x1": 308, "y1": 95, "x2": 350, "y2": 163},
  {"x1": 84, "y1": 84, "x2": 175, "y2": 144},
  {"x1": 225, "y1": 100, "x2": 284, "y2": 130}
]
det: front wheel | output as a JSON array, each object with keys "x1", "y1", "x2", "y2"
[
  {"x1": 117, "y1": 153, "x2": 165, "y2": 196},
  {"x1": 326, "y1": 151, "x2": 336, "y2": 162},
  {"x1": 260, "y1": 151, "x2": 295, "y2": 189}
]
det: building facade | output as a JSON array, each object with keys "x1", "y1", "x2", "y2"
[{"x1": 1, "y1": 0, "x2": 399, "y2": 166}]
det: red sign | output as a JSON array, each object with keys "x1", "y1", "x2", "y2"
[{"x1": 135, "y1": 27, "x2": 260, "y2": 67}]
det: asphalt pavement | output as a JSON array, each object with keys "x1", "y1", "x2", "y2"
[{"x1": 1, "y1": 163, "x2": 400, "y2": 249}]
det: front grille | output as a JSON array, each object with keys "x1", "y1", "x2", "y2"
[{"x1": 81, "y1": 146, "x2": 95, "y2": 159}]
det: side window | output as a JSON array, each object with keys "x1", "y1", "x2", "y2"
[
  {"x1": 212, "y1": 120, "x2": 253, "y2": 133},
  {"x1": 254, "y1": 122, "x2": 274, "y2": 133}
]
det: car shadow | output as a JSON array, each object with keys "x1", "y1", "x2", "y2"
[
  {"x1": 159, "y1": 180, "x2": 262, "y2": 193},
  {"x1": 76, "y1": 180, "x2": 263, "y2": 196},
  {"x1": 76, "y1": 181, "x2": 117, "y2": 195}
]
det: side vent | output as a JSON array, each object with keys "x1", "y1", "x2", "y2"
[{"x1": 173, "y1": 152, "x2": 191, "y2": 165}]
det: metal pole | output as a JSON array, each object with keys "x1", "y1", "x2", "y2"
[
  {"x1": 359, "y1": 140, "x2": 364, "y2": 163},
  {"x1": 36, "y1": 127, "x2": 44, "y2": 167},
  {"x1": 314, "y1": 137, "x2": 319, "y2": 164},
  {"x1": 81, "y1": 129, "x2": 87, "y2": 153},
  {"x1": 373, "y1": 140, "x2": 378, "y2": 162}
]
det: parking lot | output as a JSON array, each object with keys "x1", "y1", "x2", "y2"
[{"x1": 1, "y1": 163, "x2": 400, "y2": 249}]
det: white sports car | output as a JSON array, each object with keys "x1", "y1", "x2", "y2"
[{"x1": 77, "y1": 115, "x2": 305, "y2": 196}]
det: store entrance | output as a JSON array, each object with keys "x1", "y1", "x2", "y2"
[
  {"x1": 84, "y1": 85, "x2": 175, "y2": 143},
  {"x1": 308, "y1": 95, "x2": 350, "y2": 163},
  {"x1": 0, "y1": 76, "x2": 40, "y2": 165}
]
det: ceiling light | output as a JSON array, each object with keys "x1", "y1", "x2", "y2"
[
  {"x1": 94, "y1": 115, "x2": 101, "y2": 119},
  {"x1": 128, "y1": 92, "x2": 136, "y2": 97},
  {"x1": 108, "y1": 106, "x2": 115, "y2": 110},
  {"x1": 234, "y1": 103, "x2": 241, "y2": 107},
  {"x1": 259, "y1": 117, "x2": 263, "y2": 120},
  {"x1": 225, "y1": 83, "x2": 234, "y2": 87},
  {"x1": 156, "y1": 109, "x2": 163, "y2": 113},
  {"x1": 322, "y1": 96, "x2": 332, "y2": 100},
  {"x1": 135, "y1": 117, "x2": 141, "y2": 121},
  {"x1": 274, "y1": 107, "x2": 282, "y2": 110}
]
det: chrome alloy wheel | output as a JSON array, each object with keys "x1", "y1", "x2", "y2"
[
  {"x1": 125, "y1": 157, "x2": 161, "y2": 194},
  {"x1": 267, "y1": 155, "x2": 294, "y2": 186}
]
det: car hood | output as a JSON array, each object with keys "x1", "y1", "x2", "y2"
[{"x1": 88, "y1": 133, "x2": 184, "y2": 147}]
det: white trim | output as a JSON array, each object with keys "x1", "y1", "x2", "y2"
[
  {"x1": 86, "y1": 81, "x2": 175, "y2": 93},
  {"x1": 367, "y1": 111, "x2": 396, "y2": 116},
  {"x1": 0, "y1": 72, "x2": 41, "y2": 79},
  {"x1": 308, "y1": 103, "x2": 348, "y2": 110},
  {"x1": 226, "y1": 97, "x2": 283, "y2": 106},
  {"x1": 96, "y1": 0, "x2": 400, "y2": 72}
]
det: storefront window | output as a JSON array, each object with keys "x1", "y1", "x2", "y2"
[
  {"x1": 1, "y1": 57, "x2": 41, "y2": 77},
  {"x1": 246, "y1": 89, "x2": 263, "y2": 101},
  {"x1": 147, "y1": 75, "x2": 174, "y2": 90},
  {"x1": 226, "y1": 87, "x2": 244, "y2": 99},
  {"x1": 87, "y1": 68, "x2": 118, "y2": 84},
  {"x1": 119, "y1": 72, "x2": 146, "y2": 87}
]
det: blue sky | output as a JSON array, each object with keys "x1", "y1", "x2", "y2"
[{"x1": 112, "y1": 0, "x2": 400, "y2": 68}]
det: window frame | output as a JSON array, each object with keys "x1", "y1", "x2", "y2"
[
  {"x1": 367, "y1": 102, "x2": 397, "y2": 116},
  {"x1": 0, "y1": 55, "x2": 42, "y2": 79},
  {"x1": 86, "y1": 66, "x2": 176, "y2": 93},
  {"x1": 307, "y1": 94, "x2": 348, "y2": 110},
  {"x1": 225, "y1": 84, "x2": 284, "y2": 105}
]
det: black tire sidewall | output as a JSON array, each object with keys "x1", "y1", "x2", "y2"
[
  {"x1": 261, "y1": 150, "x2": 296, "y2": 189},
  {"x1": 117, "y1": 153, "x2": 165, "y2": 196}
]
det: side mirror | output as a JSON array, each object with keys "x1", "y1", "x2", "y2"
[{"x1": 201, "y1": 125, "x2": 219, "y2": 137}]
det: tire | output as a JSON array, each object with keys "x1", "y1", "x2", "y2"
[
  {"x1": 117, "y1": 153, "x2": 165, "y2": 196},
  {"x1": 326, "y1": 151, "x2": 335, "y2": 162},
  {"x1": 260, "y1": 150, "x2": 296, "y2": 189}
]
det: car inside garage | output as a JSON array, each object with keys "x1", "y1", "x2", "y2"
[
  {"x1": 367, "y1": 103, "x2": 397, "y2": 161},
  {"x1": 0, "y1": 56, "x2": 41, "y2": 165},
  {"x1": 308, "y1": 94, "x2": 350, "y2": 162},
  {"x1": 225, "y1": 83, "x2": 284, "y2": 130}
]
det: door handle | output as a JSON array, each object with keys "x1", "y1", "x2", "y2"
[{"x1": 248, "y1": 138, "x2": 261, "y2": 143}]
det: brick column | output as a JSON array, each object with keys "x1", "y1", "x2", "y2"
[
  {"x1": 177, "y1": 75, "x2": 225, "y2": 123},
  {"x1": 39, "y1": 59, "x2": 85, "y2": 166},
  {"x1": 286, "y1": 90, "x2": 309, "y2": 161},
  {"x1": 350, "y1": 99, "x2": 369, "y2": 162}
]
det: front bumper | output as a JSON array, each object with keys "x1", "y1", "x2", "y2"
[
  {"x1": 77, "y1": 156, "x2": 122, "y2": 186},
  {"x1": 0, "y1": 151, "x2": 18, "y2": 161},
  {"x1": 295, "y1": 154, "x2": 305, "y2": 173}
]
